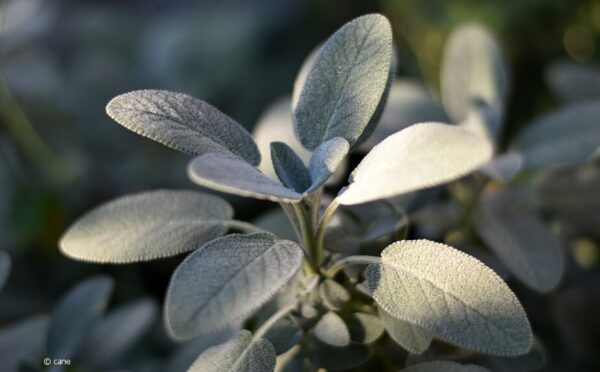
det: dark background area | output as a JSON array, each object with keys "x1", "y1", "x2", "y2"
[{"x1": 1, "y1": 0, "x2": 599, "y2": 371}]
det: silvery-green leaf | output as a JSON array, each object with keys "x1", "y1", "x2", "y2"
[
  {"x1": 163, "y1": 327, "x2": 238, "y2": 372},
  {"x1": 81, "y1": 298, "x2": 158, "y2": 367},
  {"x1": 314, "y1": 311, "x2": 350, "y2": 347},
  {"x1": 479, "y1": 152, "x2": 523, "y2": 182},
  {"x1": 188, "y1": 153, "x2": 303, "y2": 203},
  {"x1": 319, "y1": 279, "x2": 350, "y2": 311},
  {"x1": 513, "y1": 102, "x2": 600, "y2": 169},
  {"x1": 253, "y1": 209, "x2": 297, "y2": 241},
  {"x1": 189, "y1": 330, "x2": 276, "y2": 372},
  {"x1": 270, "y1": 142, "x2": 311, "y2": 193},
  {"x1": 306, "y1": 137, "x2": 350, "y2": 193},
  {"x1": 459, "y1": 100, "x2": 502, "y2": 146},
  {"x1": 378, "y1": 308, "x2": 432, "y2": 354},
  {"x1": 441, "y1": 24, "x2": 508, "y2": 134},
  {"x1": 345, "y1": 312, "x2": 384, "y2": 344},
  {"x1": 366, "y1": 240, "x2": 532, "y2": 356},
  {"x1": 293, "y1": 14, "x2": 393, "y2": 149},
  {"x1": 253, "y1": 97, "x2": 312, "y2": 181},
  {"x1": 0, "y1": 315, "x2": 49, "y2": 372},
  {"x1": 402, "y1": 361, "x2": 491, "y2": 372},
  {"x1": 303, "y1": 341, "x2": 370, "y2": 371},
  {"x1": 264, "y1": 318, "x2": 302, "y2": 355},
  {"x1": 48, "y1": 275, "x2": 114, "y2": 358},
  {"x1": 106, "y1": 90, "x2": 260, "y2": 165},
  {"x1": 0, "y1": 250, "x2": 10, "y2": 292},
  {"x1": 165, "y1": 233, "x2": 304, "y2": 339},
  {"x1": 292, "y1": 44, "x2": 322, "y2": 111},
  {"x1": 362, "y1": 213, "x2": 408, "y2": 242},
  {"x1": 546, "y1": 60, "x2": 600, "y2": 103},
  {"x1": 60, "y1": 190, "x2": 233, "y2": 263},
  {"x1": 338, "y1": 123, "x2": 493, "y2": 205},
  {"x1": 474, "y1": 190, "x2": 563, "y2": 293},
  {"x1": 359, "y1": 80, "x2": 448, "y2": 152}
]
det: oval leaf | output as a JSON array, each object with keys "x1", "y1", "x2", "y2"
[
  {"x1": 270, "y1": 142, "x2": 311, "y2": 193},
  {"x1": 263, "y1": 318, "x2": 302, "y2": 355},
  {"x1": 513, "y1": 102, "x2": 600, "y2": 169},
  {"x1": 60, "y1": 190, "x2": 233, "y2": 263},
  {"x1": 314, "y1": 311, "x2": 350, "y2": 347},
  {"x1": 189, "y1": 330, "x2": 276, "y2": 372},
  {"x1": 474, "y1": 190, "x2": 563, "y2": 292},
  {"x1": 293, "y1": 14, "x2": 393, "y2": 149},
  {"x1": 319, "y1": 279, "x2": 350, "y2": 311},
  {"x1": 378, "y1": 308, "x2": 432, "y2": 354},
  {"x1": 188, "y1": 153, "x2": 303, "y2": 203},
  {"x1": 306, "y1": 137, "x2": 350, "y2": 193},
  {"x1": 441, "y1": 24, "x2": 508, "y2": 133},
  {"x1": 338, "y1": 123, "x2": 493, "y2": 205},
  {"x1": 546, "y1": 60, "x2": 600, "y2": 103},
  {"x1": 0, "y1": 250, "x2": 10, "y2": 292},
  {"x1": 48, "y1": 275, "x2": 114, "y2": 358},
  {"x1": 165, "y1": 233, "x2": 304, "y2": 339},
  {"x1": 402, "y1": 361, "x2": 491, "y2": 372},
  {"x1": 106, "y1": 90, "x2": 260, "y2": 165},
  {"x1": 366, "y1": 240, "x2": 532, "y2": 356},
  {"x1": 81, "y1": 298, "x2": 158, "y2": 367}
]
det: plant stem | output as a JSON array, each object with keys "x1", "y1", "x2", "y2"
[
  {"x1": 324, "y1": 255, "x2": 381, "y2": 278},
  {"x1": 253, "y1": 275, "x2": 319, "y2": 341},
  {"x1": 292, "y1": 203, "x2": 318, "y2": 275},
  {"x1": 226, "y1": 220, "x2": 268, "y2": 234},
  {"x1": 313, "y1": 199, "x2": 340, "y2": 268}
]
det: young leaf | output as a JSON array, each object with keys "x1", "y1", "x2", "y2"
[
  {"x1": 165, "y1": 233, "x2": 304, "y2": 339},
  {"x1": 345, "y1": 312, "x2": 385, "y2": 344},
  {"x1": 441, "y1": 24, "x2": 508, "y2": 132},
  {"x1": 378, "y1": 308, "x2": 432, "y2": 354},
  {"x1": 48, "y1": 275, "x2": 114, "y2": 358},
  {"x1": 513, "y1": 102, "x2": 600, "y2": 169},
  {"x1": 189, "y1": 330, "x2": 276, "y2": 372},
  {"x1": 366, "y1": 240, "x2": 532, "y2": 356},
  {"x1": 337, "y1": 123, "x2": 493, "y2": 205},
  {"x1": 546, "y1": 60, "x2": 600, "y2": 103},
  {"x1": 474, "y1": 190, "x2": 563, "y2": 293},
  {"x1": 314, "y1": 311, "x2": 350, "y2": 347},
  {"x1": 293, "y1": 14, "x2": 393, "y2": 150},
  {"x1": 306, "y1": 137, "x2": 350, "y2": 193},
  {"x1": 0, "y1": 250, "x2": 10, "y2": 292},
  {"x1": 263, "y1": 318, "x2": 302, "y2": 355},
  {"x1": 0, "y1": 315, "x2": 49, "y2": 372},
  {"x1": 402, "y1": 361, "x2": 491, "y2": 372},
  {"x1": 188, "y1": 153, "x2": 303, "y2": 203},
  {"x1": 270, "y1": 142, "x2": 311, "y2": 193},
  {"x1": 106, "y1": 90, "x2": 260, "y2": 165},
  {"x1": 80, "y1": 298, "x2": 158, "y2": 367},
  {"x1": 319, "y1": 279, "x2": 350, "y2": 311},
  {"x1": 253, "y1": 97, "x2": 312, "y2": 181},
  {"x1": 60, "y1": 190, "x2": 233, "y2": 263}
]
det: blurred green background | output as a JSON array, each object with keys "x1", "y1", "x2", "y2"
[{"x1": 1, "y1": 0, "x2": 599, "y2": 371}]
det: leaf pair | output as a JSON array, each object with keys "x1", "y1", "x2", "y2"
[{"x1": 365, "y1": 240, "x2": 532, "y2": 356}]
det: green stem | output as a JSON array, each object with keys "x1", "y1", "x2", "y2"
[
  {"x1": 292, "y1": 203, "x2": 318, "y2": 275},
  {"x1": 253, "y1": 275, "x2": 319, "y2": 340},
  {"x1": 324, "y1": 255, "x2": 381, "y2": 278},
  {"x1": 313, "y1": 199, "x2": 340, "y2": 268},
  {"x1": 226, "y1": 220, "x2": 268, "y2": 234}
]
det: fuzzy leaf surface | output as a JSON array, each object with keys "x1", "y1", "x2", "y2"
[
  {"x1": 270, "y1": 142, "x2": 311, "y2": 193},
  {"x1": 293, "y1": 14, "x2": 393, "y2": 149},
  {"x1": 188, "y1": 153, "x2": 303, "y2": 203},
  {"x1": 338, "y1": 123, "x2": 493, "y2": 205},
  {"x1": 60, "y1": 190, "x2": 233, "y2": 263},
  {"x1": 366, "y1": 240, "x2": 532, "y2": 356},
  {"x1": 106, "y1": 90, "x2": 260, "y2": 165},
  {"x1": 165, "y1": 233, "x2": 304, "y2": 339},
  {"x1": 306, "y1": 137, "x2": 350, "y2": 193},
  {"x1": 378, "y1": 308, "x2": 432, "y2": 354},
  {"x1": 314, "y1": 311, "x2": 350, "y2": 347},
  {"x1": 189, "y1": 330, "x2": 276, "y2": 372},
  {"x1": 346, "y1": 312, "x2": 384, "y2": 344}
]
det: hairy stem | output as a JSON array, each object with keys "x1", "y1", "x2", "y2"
[
  {"x1": 253, "y1": 275, "x2": 319, "y2": 340},
  {"x1": 292, "y1": 203, "x2": 318, "y2": 274},
  {"x1": 313, "y1": 199, "x2": 340, "y2": 268},
  {"x1": 324, "y1": 255, "x2": 381, "y2": 278}
]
